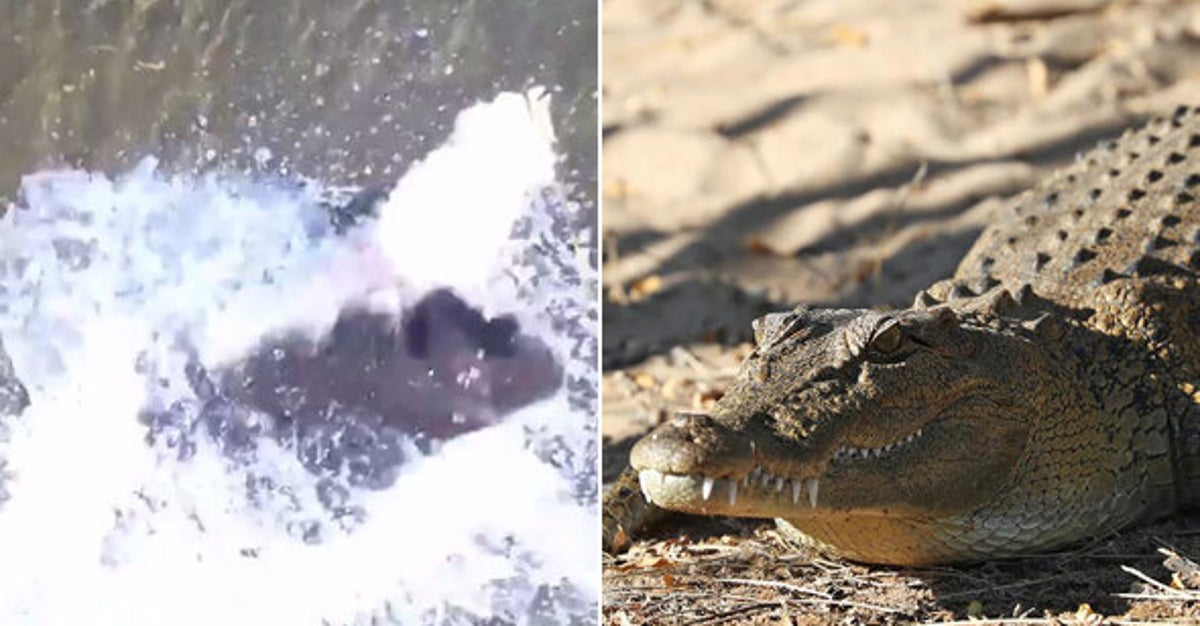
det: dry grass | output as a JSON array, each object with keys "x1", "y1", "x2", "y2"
[{"x1": 603, "y1": 515, "x2": 1200, "y2": 625}]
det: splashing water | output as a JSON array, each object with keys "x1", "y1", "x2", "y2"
[{"x1": 0, "y1": 91, "x2": 598, "y2": 625}]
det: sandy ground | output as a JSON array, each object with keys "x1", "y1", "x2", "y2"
[{"x1": 602, "y1": 0, "x2": 1200, "y2": 623}]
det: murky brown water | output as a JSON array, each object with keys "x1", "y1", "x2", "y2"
[
  {"x1": 0, "y1": 0, "x2": 596, "y2": 207},
  {"x1": 0, "y1": 3, "x2": 597, "y2": 622}
]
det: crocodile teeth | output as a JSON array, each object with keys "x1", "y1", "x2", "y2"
[
  {"x1": 834, "y1": 427, "x2": 927, "y2": 463},
  {"x1": 701, "y1": 477, "x2": 715, "y2": 501},
  {"x1": 637, "y1": 469, "x2": 662, "y2": 503},
  {"x1": 806, "y1": 478, "x2": 819, "y2": 508},
  {"x1": 775, "y1": 476, "x2": 786, "y2": 493},
  {"x1": 728, "y1": 479, "x2": 738, "y2": 505},
  {"x1": 791, "y1": 480, "x2": 802, "y2": 504}
]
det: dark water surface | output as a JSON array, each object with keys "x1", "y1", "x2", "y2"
[{"x1": 0, "y1": 0, "x2": 596, "y2": 213}]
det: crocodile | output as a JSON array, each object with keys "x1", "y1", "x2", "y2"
[{"x1": 604, "y1": 106, "x2": 1200, "y2": 565}]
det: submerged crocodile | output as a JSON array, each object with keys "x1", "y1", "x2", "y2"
[{"x1": 604, "y1": 106, "x2": 1200, "y2": 565}]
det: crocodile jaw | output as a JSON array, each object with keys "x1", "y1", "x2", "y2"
[
  {"x1": 629, "y1": 409, "x2": 837, "y2": 517},
  {"x1": 637, "y1": 468, "x2": 821, "y2": 513},
  {"x1": 634, "y1": 428, "x2": 928, "y2": 515},
  {"x1": 630, "y1": 406, "x2": 1013, "y2": 521}
]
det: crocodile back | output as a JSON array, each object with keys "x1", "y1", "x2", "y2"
[
  {"x1": 947, "y1": 107, "x2": 1200, "y2": 515},
  {"x1": 951, "y1": 108, "x2": 1200, "y2": 305}
]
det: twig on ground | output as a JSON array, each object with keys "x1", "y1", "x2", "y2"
[
  {"x1": 715, "y1": 577, "x2": 904, "y2": 614},
  {"x1": 1118, "y1": 564, "x2": 1200, "y2": 601},
  {"x1": 679, "y1": 600, "x2": 776, "y2": 626},
  {"x1": 926, "y1": 614, "x2": 1171, "y2": 618},
  {"x1": 715, "y1": 577, "x2": 832, "y2": 599}
]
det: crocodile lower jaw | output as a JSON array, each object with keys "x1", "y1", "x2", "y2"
[
  {"x1": 634, "y1": 423, "x2": 934, "y2": 517},
  {"x1": 637, "y1": 468, "x2": 821, "y2": 516}
]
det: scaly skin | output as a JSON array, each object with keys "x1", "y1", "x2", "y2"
[{"x1": 605, "y1": 106, "x2": 1200, "y2": 565}]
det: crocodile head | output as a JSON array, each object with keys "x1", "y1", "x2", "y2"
[{"x1": 630, "y1": 299, "x2": 1082, "y2": 563}]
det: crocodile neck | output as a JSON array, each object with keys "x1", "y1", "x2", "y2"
[
  {"x1": 1176, "y1": 406, "x2": 1200, "y2": 510},
  {"x1": 1063, "y1": 278, "x2": 1200, "y2": 522}
]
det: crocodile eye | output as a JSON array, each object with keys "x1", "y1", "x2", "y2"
[{"x1": 870, "y1": 321, "x2": 902, "y2": 353}]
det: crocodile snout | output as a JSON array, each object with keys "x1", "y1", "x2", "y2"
[{"x1": 629, "y1": 411, "x2": 755, "y2": 478}]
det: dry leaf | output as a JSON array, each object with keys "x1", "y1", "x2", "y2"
[
  {"x1": 632, "y1": 371, "x2": 657, "y2": 390},
  {"x1": 661, "y1": 376, "x2": 692, "y2": 401},
  {"x1": 603, "y1": 177, "x2": 630, "y2": 201},
  {"x1": 1074, "y1": 602, "x2": 1103, "y2": 625},
  {"x1": 1162, "y1": 548, "x2": 1200, "y2": 588},
  {"x1": 606, "y1": 283, "x2": 628, "y2": 305},
  {"x1": 829, "y1": 24, "x2": 868, "y2": 47},
  {"x1": 629, "y1": 274, "x2": 663, "y2": 300},
  {"x1": 853, "y1": 258, "x2": 882, "y2": 284},
  {"x1": 745, "y1": 235, "x2": 778, "y2": 255},
  {"x1": 693, "y1": 388, "x2": 724, "y2": 409},
  {"x1": 611, "y1": 528, "x2": 630, "y2": 553},
  {"x1": 1026, "y1": 57, "x2": 1049, "y2": 99}
]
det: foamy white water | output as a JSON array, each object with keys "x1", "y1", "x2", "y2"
[{"x1": 0, "y1": 91, "x2": 598, "y2": 625}]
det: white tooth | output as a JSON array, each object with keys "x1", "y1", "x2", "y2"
[
  {"x1": 637, "y1": 470, "x2": 660, "y2": 503},
  {"x1": 807, "y1": 478, "x2": 819, "y2": 508},
  {"x1": 702, "y1": 477, "x2": 715, "y2": 501},
  {"x1": 729, "y1": 480, "x2": 738, "y2": 505},
  {"x1": 791, "y1": 480, "x2": 802, "y2": 503},
  {"x1": 761, "y1": 474, "x2": 772, "y2": 488}
]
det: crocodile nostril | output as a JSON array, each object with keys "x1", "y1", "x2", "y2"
[{"x1": 671, "y1": 412, "x2": 699, "y2": 427}]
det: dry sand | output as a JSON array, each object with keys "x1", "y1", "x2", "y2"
[{"x1": 602, "y1": 0, "x2": 1200, "y2": 623}]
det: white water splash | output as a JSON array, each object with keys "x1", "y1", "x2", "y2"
[{"x1": 0, "y1": 91, "x2": 597, "y2": 625}]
